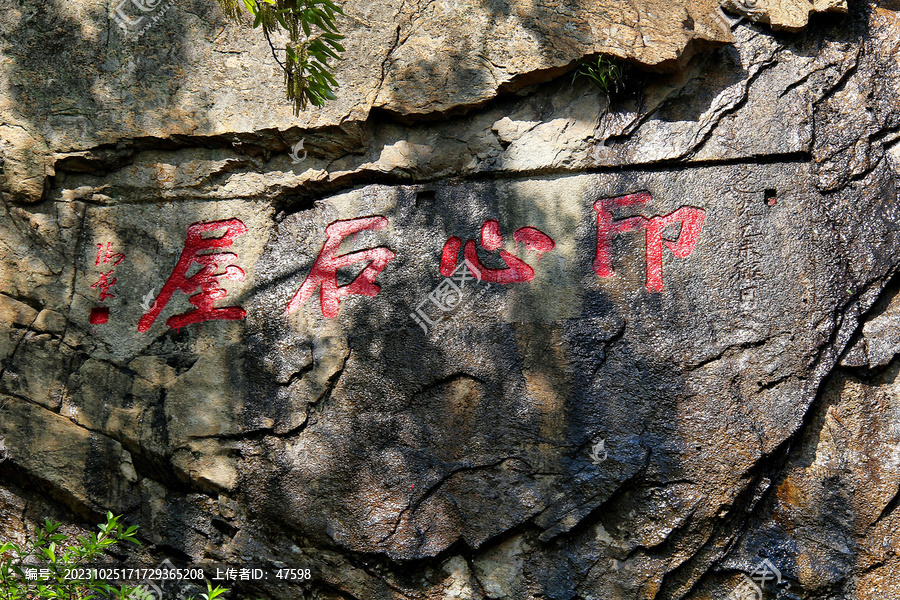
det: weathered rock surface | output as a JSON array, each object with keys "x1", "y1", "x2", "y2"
[{"x1": 2, "y1": 0, "x2": 900, "y2": 599}]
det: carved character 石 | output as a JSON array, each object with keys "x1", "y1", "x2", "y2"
[{"x1": 286, "y1": 216, "x2": 396, "y2": 318}]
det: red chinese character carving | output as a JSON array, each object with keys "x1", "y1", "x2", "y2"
[
  {"x1": 594, "y1": 192, "x2": 652, "y2": 278},
  {"x1": 89, "y1": 242, "x2": 126, "y2": 326},
  {"x1": 137, "y1": 219, "x2": 248, "y2": 332},
  {"x1": 90, "y1": 270, "x2": 118, "y2": 301},
  {"x1": 96, "y1": 242, "x2": 125, "y2": 267},
  {"x1": 285, "y1": 216, "x2": 396, "y2": 318},
  {"x1": 594, "y1": 192, "x2": 705, "y2": 292},
  {"x1": 440, "y1": 219, "x2": 555, "y2": 284}
]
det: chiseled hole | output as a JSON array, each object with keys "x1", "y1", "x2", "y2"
[{"x1": 416, "y1": 190, "x2": 436, "y2": 207}]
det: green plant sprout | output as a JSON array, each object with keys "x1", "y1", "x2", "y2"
[
  {"x1": 199, "y1": 580, "x2": 229, "y2": 600},
  {"x1": 573, "y1": 55, "x2": 628, "y2": 97},
  {"x1": 0, "y1": 513, "x2": 230, "y2": 600},
  {"x1": 0, "y1": 512, "x2": 141, "y2": 600},
  {"x1": 215, "y1": 0, "x2": 345, "y2": 114}
]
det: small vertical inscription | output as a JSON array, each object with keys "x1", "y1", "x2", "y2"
[{"x1": 736, "y1": 185, "x2": 766, "y2": 310}]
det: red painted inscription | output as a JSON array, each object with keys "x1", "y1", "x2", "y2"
[
  {"x1": 286, "y1": 216, "x2": 396, "y2": 318},
  {"x1": 441, "y1": 219, "x2": 556, "y2": 284},
  {"x1": 594, "y1": 192, "x2": 705, "y2": 292},
  {"x1": 89, "y1": 242, "x2": 126, "y2": 324},
  {"x1": 138, "y1": 219, "x2": 248, "y2": 332}
]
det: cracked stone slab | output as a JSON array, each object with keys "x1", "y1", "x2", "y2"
[
  {"x1": 721, "y1": 0, "x2": 847, "y2": 32},
  {"x1": 715, "y1": 361, "x2": 900, "y2": 598},
  {"x1": 2, "y1": 155, "x2": 900, "y2": 597},
  {"x1": 0, "y1": 0, "x2": 848, "y2": 203},
  {"x1": 842, "y1": 281, "x2": 900, "y2": 368},
  {"x1": 34, "y1": 11, "x2": 872, "y2": 212},
  {"x1": 0, "y1": 0, "x2": 899, "y2": 598},
  {"x1": 231, "y1": 158, "x2": 900, "y2": 563}
]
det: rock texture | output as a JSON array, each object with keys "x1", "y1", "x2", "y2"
[{"x1": 3, "y1": 0, "x2": 900, "y2": 598}]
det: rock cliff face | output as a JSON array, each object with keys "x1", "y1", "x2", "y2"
[{"x1": 3, "y1": 0, "x2": 900, "y2": 598}]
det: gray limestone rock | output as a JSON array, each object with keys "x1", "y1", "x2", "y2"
[{"x1": 1, "y1": 0, "x2": 900, "y2": 598}]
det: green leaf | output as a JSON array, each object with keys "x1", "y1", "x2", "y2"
[
  {"x1": 321, "y1": 70, "x2": 338, "y2": 86},
  {"x1": 217, "y1": 0, "x2": 343, "y2": 111},
  {"x1": 319, "y1": 40, "x2": 341, "y2": 60},
  {"x1": 328, "y1": 41, "x2": 346, "y2": 53},
  {"x1": 322, "y1": 46, "x2": 340, "y2": 60},
  {"x1": 319, "y1": 0, "x2": 343, "y2": 13}
]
